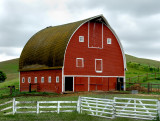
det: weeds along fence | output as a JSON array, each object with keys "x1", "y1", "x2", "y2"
[
  {"x1": 124, "y1": 82, "x2": 160, "y2": 94},
  {"x1": 0, "y1": 86, "x2": 15, "y2": 97},
  {"x1": 126, "y1": 72, "x2": 160, "y2": 83},
  {"x1": 0, "y1": 97, "x2": 160, "y2": 120}
]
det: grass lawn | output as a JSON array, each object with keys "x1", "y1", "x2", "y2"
[
  {"x1": 0, "y1": 78, "x2": 19, "y2": 97},
  {"x1": 0, "y1": 112, "x2": 146, "y2": 121}
]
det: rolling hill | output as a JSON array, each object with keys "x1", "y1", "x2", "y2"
[
  {"x1": 126, "y1": 54, "x2": 160, "y2": 67},
  {"x1": 0, "y1": 58, "x2": 19, "y2": 81}
]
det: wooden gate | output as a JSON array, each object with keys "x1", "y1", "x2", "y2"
[
  {"x1": 114, "y1": 97, "x2": 158, "y2": 120},
  {"x1": 80, "y1": 97, "x2": 114, "y2": 119}
]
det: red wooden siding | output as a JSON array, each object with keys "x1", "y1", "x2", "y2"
[
  {"x1": 74, "y1": 77, "x2": 88, "y2": 92},
  {"x1": 108, "y1": 77, "x2": 117, "y2": 91},
  {"x1": 90, "y1": 77, "x2": 103, "y2": 91},
  {"x1": 89, "y1": 22, "x2": 102, "y2": 48},
  {"x1": 64, "y1": 22, "x2": 124, "y2": 76},
  {"x1": 74, "y1": 77, "x2": 117, "y2": 92},
  {"x1": 20, "y1": 69, "x2": 62, "y2": 93}
]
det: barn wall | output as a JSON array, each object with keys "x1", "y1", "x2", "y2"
[
  {"x1": 64, "y1": 22, "x2": 124, "y2": 76},
  {"x1": 20, "y1": 69, "x2": 62, "y2": 93},
  {"x1": 73, "y1": 77, "x2": 117, "y2": 92},
  {"x1": 74, "y1": 77, "x2": 88, "y2": 92}
]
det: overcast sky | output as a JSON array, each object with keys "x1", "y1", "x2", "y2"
[{"x1": 0, "y1": 0, "x2": 160, "y2": 62}]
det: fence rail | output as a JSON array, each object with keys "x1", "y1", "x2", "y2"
[
  {"x1": 0, "y1": 97, "x2": 160, "y2": 120},
  {"x1": 114, "y1": 97, "x2": 158, "y2": 120},
  {"x1": 80, "y1": 96, "x2": 114, "y2": 119},
  {"x1": 126, "y1": 72, "x2": 160, "y2": 83},
  {"x1": 125, "y1": 82, "x2": 160, "y2": 94},
  {"x1": 0, "y1": 99, "x2": 13, "y2": 115},
  {"x1": 14, "y1": 100, "x2": 78, "y2": 114}
]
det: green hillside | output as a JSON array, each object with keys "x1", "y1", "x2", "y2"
[
  {"x1": 125, "y1": 54, "x2": 160, "y2": 79},
  {"x1": 0, "y1": 58, "x2": 19, "y2": 81},
  {"x1": 126, "y1": 54, "x2": 160, "y2": 68},
  {"x1": 0, "y1": 58, "x2": 19, "y2": 74}
]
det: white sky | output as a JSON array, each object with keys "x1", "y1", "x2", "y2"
[{"x1": 0, "y1": 0, "x2": 160, "y2": 62}]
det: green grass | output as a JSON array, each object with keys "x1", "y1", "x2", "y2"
[
  {"x1": 0, "y1": 58, "x2": 19, "y2": 81},
  {"x1": 0, "y1": 78, "x2": 19, "y2": 97},
  {"x1": 0, "y1": 78, "x2": 19, "y2": 89},
  {"x1": 0, "y1": 112, "x2": 145, "y2": 121},
  {"x1": 0, "y1": 58, "x2": 19, "y2": 74},
  {"x1": 126, "y1": 54, "x2": 160, "y2": 68},
  {"x1": 0, "y1": 94, "x2": 159, "y2": 121}
]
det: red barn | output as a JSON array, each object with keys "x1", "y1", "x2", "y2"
[{"x1": 19, "y1": 15, "x2": 126, "y2": 93}]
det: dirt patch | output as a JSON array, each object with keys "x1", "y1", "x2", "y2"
[{"x1": 12, "y1": 91, "x2": 129, "y2": 98}]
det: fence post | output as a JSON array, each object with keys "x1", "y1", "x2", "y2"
[
  {"x1": 158, "y1": 100, "x2": 160, "y2": 120},
  {"x1": 57, "y1": 102, "x2": 60, "y2": 114},
  {"x1": 148, "y1": 83, "x2": 150, "y2": 94},
  {"x1": 12, "y1": 98, "x2": 15, "y2": 115},
  {"x1": 112, "y1": 97, "x2": 116, "y2": 119},
  {"x1": 29, "y1": 83, "x2": 31, "y2": 92},
  {"x1": 151, "y1": 83, "x2": 152, "y2": 93},
  {"x1": 37, "y1": 101, "x2": 39, "y2": 114},
  {"x1": 77, "y1": 96, "x2": 81, "y2": 113}
]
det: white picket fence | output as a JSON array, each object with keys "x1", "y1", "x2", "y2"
[{"x1": 0, "y1": 97, "x2": 159, "y2": 120}]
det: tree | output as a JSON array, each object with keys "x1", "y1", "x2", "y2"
[{"x1": 0, "y1": 71, "x2": 7, "y2": 83}]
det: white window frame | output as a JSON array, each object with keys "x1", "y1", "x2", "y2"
[
  {"x1": 41, "y1": 77, "x2": 44, "y2": 83},
  {"x1": 79, "y1": 36, "x2": 84, "y2": 42},
  {"x1": 34, "y1": 77, "x2": 37, "y2": 83},
  {"x1": 48, "y1": 76, "x2": 51, "y2": 83},
  {"x1": 88, "y1": 22, "x2": 103, "y2": 49},
  {"x1": 28, "y1": 77, "x2": 31, "y2": 83},
  {"x1": 76, "y1": 58, "x2": 84, "y2": 67},
  {"x1": 95, "y1": 59, "x2": 103, "y2": 73},
  {"x1": 107, "y1": 38, "x2": 112, "y2": 44},
  {"x1": 56, "y1": 76, "x2": 59, "y2": 83},
  {"x1": 22, "y1": 77, "x2": 25, "y2": 83}
]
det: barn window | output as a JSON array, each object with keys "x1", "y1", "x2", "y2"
[
  {"x1": 48, "y1": 76, "x2": 51, "y2": 83},
  {"x1": 41, "y1": 77, "x2": 44, "y2": 83},
  {"x1": 22, "y1": 77, "x2": 25, "y2": 83},
  {"x1": 76, "y1": 58, "x2": 84, "y2": 67},
  {"x1": 107, "y1": 38, "x2": 112, "y2": 44},
  {"x1": 56, "y1": 76, "x2": 59, "y2": 83},
  {"x1": 28, "y1": 77, "x2": 31, "y2": 83},
  {"x1": 95, "y1": 59, "x2": 103, "y2": 73},
  {"x1": 34, "y1": 77, "x2": 37, "y2": 83},
  {"x1": 79, "y1": 36, "x2": 84, "y2": 42}
]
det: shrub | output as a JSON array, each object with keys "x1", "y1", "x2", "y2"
[
  {"x1": 143, "y1": 77, "x2": 147, "y2": 82},
  {"x1": 0, "y1": 71, "x2": 7, "y2": 83}
]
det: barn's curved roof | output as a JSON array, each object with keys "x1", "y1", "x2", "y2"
[{"x1": 19, "y1": 15, "x2": 126, "y2": 71}]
